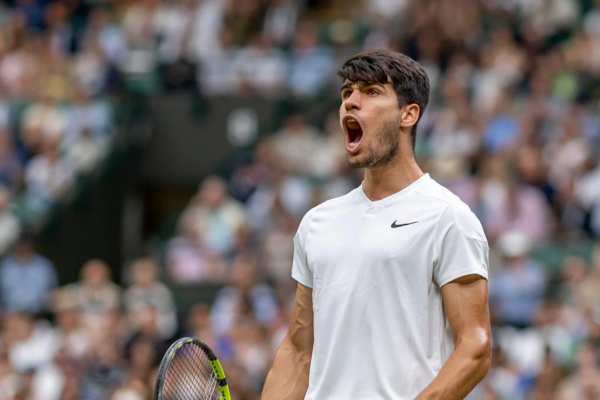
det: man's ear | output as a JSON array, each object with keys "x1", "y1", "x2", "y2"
[{"x1": 399, "y1": 104, "x2": 420, "y2": 130}]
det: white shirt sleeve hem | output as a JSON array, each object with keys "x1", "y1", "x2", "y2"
[
  {"x1": 437, "y1": 265, "x2": 488, "y2": 288},
  {"x1": 292, "y1": 270, "x2": 313, "y2": 288}
]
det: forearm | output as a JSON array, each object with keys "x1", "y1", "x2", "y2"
[
  {"x1": 414, "y1": 337, "x2": 491, "y2": 400},
  {"x1": 262, "y1": 337, "x2": 311, "y2": 400}
]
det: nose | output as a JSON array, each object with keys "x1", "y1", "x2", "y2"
[{"x1": 344, "y1": 90, "x2": 361, "y2": 111}]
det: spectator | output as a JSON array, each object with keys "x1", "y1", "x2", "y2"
[
  {"x1": 14, "y1": 0, "x2": 45, "y2": 31},
  {"x1": 180, "y1": 176, "x2": 247, "y2": 256},
  {"x1": 110, "y1": 380, "x2": 147, "y2": 400},
  {"x1": 545, "y1": 117, "x2": 591, "y2": 193},
  {"x1": 0, "y1": 355, "x2": 24, "y2": 400},
  {"x1": 306, "y1": 112, "x2": 347, "y2": 180},
  {"x1": 222, "y1": 0, "x2": 265, "y2": 47},
  {"x1": 67, "y1": 128, "x2": 108, "y2": 173},
  {"x1": 70, "y1": 35, "x2": 110, "y2": 97},
  {"x1": 245, "y1": 164, "x2": 314, "y2": 231},
  {"x1": 575, "y1": 158, "x2": 600, "y2": 236},
  {"x1": 578, "y1": 247, "x2": 600, "y2": 315},
  {"x1": 60, "y1": 259, "x2": 122, "y2": 328},
  {"x1": 121, "y1": 0, "x2": 158, "y2": 51},
  {"x1": 125, "y1": 305, "x2": 173, "y2": 367},
  {"x1": 481, "y1": 346, "x2": 524, "y2": 400},
  {"x1": 44, "y1": 1, "x2": 73, "y2": 57},
  {"x1": 524, "y1": 0, "x2": 580, "y2": 37},
  {"x1": 0, "y1": 235, "x2": 57, "y2": 314},
  {"x1": 555, "y1": 342, "x2": 600, "y2": 399},
  {"x1": 424, "y1": 77, "x2": 480, "y2": 162},
  {"x1": 35, "y1": 46, "x2": 73, "y2": 104},
  {"x1": 489, "y1": 230, "x2": 547, "y2": 328},
  {"x1": 210, "y1": 255, "x2": 278, "y2": 337},
  {"x1": 230, "y1": 34, "x2": 286, "y2": 95},
  {"x1": 188, "y1": 0, "x2": 227, "y2": 61},
  {"x1": 153, "y1": 0, "x2": 196, "y2": 66},
  {"x1": 0, "y1": 132, "x2": 21, "y2": 192},
  {"x1": 80, "y1": 339, "x2": 127, "y2": 400},
  {"x1": 124, "y1": 258, "x2": 177, "y2": 340},
  {"x1": 24, "y1": 136, "x2": 75, "y2": 214},
  {"x1": 0, "y1": 188, "x2": 20, "y2": 254},
  {"x1": 196, "y1": 28, "x2": 238, "y2": 96},
  {"x1": 287, "y1": 21, "x2": 333, "y2": 98},
  {"x1": 125, "y1": 338, "x2": 156, "y2": 386},
  {"x1": 4, "y1": 313, "x2": 59, "y2": 373},
  {"x1": 262, "y1": 0, "x2": 299, "y2": 47},
  {"x1": 260, "y1": 213, "x2": 296, "y2": 282},
  {"x1": 85, "y1": 8, "x2": 127, "y2": 66},
  {"x1": 229, "y1": 313, "x2": 272, "y2": 393},
  {"x1": 584, "y1": 0, "x2": 600, "y2": 39},
  {"x1": 53, "y1": 290, "x2": 93, "y2": 360},
  {"x1": 0, "y1": 25, "x2": 38, "y2": 99},
  {"x1": 0, "y1": 87, "x2": 10, "y2": 132},
  {"x1": 482, "y1": 90, "x2": 521, "y2": 153},
  {"x1": 271, "y1": 113, "x2": 321, "y2": 176},
  {"x1": 185, "y1": 302, "x2": 211, "y2": 338},
  {"x1": 65, "y1": 88, "x2": 112, "y2": 144},
  {"x1": 166, "y1": 215, "x2": 224, "y2": 283},
  {"x1": 20, "y1": 95, "x2": 68, "y2": 155},
  {"x1": 485, "y1": 171, "x2": 552, "y2": 244}
]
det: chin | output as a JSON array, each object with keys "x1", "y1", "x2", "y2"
[{"x1": 346, "y1": 153, "x2": 369, "y2": 169}]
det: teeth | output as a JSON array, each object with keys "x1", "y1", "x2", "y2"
[{"x1": 347, "y1": 118, "x2": 360, "y2": 129}]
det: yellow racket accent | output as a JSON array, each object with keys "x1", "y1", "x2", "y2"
[
  {"x1": 219, "y1": 385, "x2": 231, "y2": 400},
  {"x1": 210, "y1": 359, "x2": 227, "y2": 380}
]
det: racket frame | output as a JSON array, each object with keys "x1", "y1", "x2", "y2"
[{"x1": 154, "y1": 337, "x2": 232, "y2": 400}]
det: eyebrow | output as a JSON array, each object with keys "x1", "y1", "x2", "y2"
[{"x1": 340, "y1": 81, "x2": 384, "y2": 92}]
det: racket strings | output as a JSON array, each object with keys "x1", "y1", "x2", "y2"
[
  {"x1": 181, "y1": 345, "x2": 217, "y2": 399},
  {"x1": 165, "y1": 357, "x2": 200, "y2": 400},
  {"x1": 166, "y1": 348, "x2": 210, "y2": 400},
  {"x1": 162, "y1": 342, "x2": 221, "y2": 400},
  {"x1": 190, "y1": 343, "x2": 220, "y2": 399},
  {"x1": 171, "y1": 356, "x2": 200, "y2": 399}
]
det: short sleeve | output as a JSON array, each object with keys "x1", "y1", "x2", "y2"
[
  {"x1": 434, "y1": 204, "x2": 489, "y2": 287},
  {"x1": 291, "y1": 210, "x2": 314, "y2": 288}
]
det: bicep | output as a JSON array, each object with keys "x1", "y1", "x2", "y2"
[
  {"x1": 441, "y1": 275, "x2": 491, "y2": 347},
  {"x1": 288, "y1": 283, "x2": 314, "y2": 353}
]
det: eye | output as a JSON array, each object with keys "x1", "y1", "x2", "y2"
[
  {"x1": 367, "y1": 88, "x2": 380, "y2": 95},
  {"x1": 342, "y1": 90, "x2": 351, "y2": 99}
]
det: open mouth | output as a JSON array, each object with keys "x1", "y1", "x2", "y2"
[{"x1": 343, "y1": 115, "x2": 364, "y2": 153}]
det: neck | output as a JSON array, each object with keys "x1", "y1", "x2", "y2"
[{"x1": 362, "y1": 143, "x2": 423, "y2": 202}]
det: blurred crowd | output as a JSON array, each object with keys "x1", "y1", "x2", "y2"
[
  {"x1": 1, "y1": 0, "x2": 600, "y2": 400},
  {"x1": 0, "y1": 0, "x2": 116, "y2": 254}
]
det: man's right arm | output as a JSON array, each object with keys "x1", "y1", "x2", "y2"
[{"x1": 262, "y1": 283, "x2": 314, "y2": 400}]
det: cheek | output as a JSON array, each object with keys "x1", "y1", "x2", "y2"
[
  {"x1": 365, "y1": 112, "x2": 396, "y2": 143},
  {"x1": 370, "y1": 105, "x2": 398, "y2": 129}
]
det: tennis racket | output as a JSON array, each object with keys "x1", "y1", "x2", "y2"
[{"x1": 154, "y1": 337, "x2": 231, "y2": 400}]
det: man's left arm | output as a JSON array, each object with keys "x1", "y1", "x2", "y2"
[{"x1": 414, "y1": 274, "x2": 491, "y2": 400}]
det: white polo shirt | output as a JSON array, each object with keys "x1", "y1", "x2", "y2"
[{"x1": 291, "y1": 173, "x2": 489, "y2": 400}]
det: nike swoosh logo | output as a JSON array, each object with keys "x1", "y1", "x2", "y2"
[{"x1": 391, "y1": 221, "x2": 419, "y2": 228}]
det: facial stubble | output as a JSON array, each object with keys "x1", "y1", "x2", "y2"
[{"x1": 347, "y1": 117, "x2": 400, "y2": 169}]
